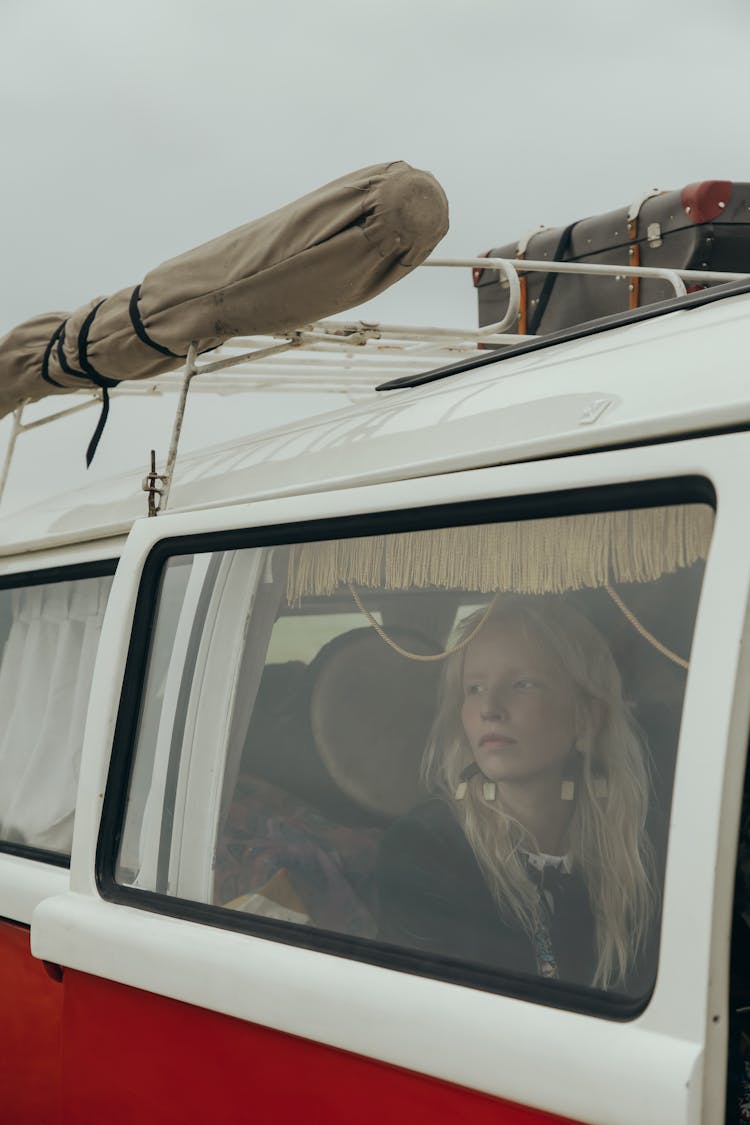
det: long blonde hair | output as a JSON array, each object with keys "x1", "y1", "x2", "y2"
[{"x1": 422, "y1": 594, "x2": 656, "y2": 990}]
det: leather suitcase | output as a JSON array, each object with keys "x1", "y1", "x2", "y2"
[{"x1": 474, "y1": 180, "x2": 750, "y2": 335}]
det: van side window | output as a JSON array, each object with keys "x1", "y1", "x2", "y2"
[
  {"x1": 0, "y1": 570, "x2": 114, "y2": 858},
  {"x1": 108, "y1": 500, "x2": 712, "y2": 1015}
]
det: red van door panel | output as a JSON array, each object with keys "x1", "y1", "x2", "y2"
[
  {"x1": 0, "y1": 919, "x2": 62, "y2": 1124},
  {"x1": 60, "y1": 970, "x2": 577, "y2": 1125}
]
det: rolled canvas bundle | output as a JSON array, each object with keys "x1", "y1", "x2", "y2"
[{"x1": 0, "y1": 160, "x2": 448, "y2": 459}]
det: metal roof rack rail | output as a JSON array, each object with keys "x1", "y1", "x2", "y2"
[{"x1": 2, "y1": 255, "x2": 748, "y2": 510}]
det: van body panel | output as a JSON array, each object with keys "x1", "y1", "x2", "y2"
[
  {"x1": 0, "y1": 919, "x2": 62, "y2": 1124},
  {"x1": 35, "y1": 895, "x2": 700, "y2": 1125},
  {"x1": 3, "y1": 292, "x2": 750, "y2": 558},
  {"x1": 0, "y1": 854, "x2": 66, "y2": 925},
  {"x1": 60, "y1": 969, "x2": 575, "y2": 1125},
  {"x1": 30, "y1": 432, "x2": 747, "y2": 1123},
  {"x1": 1, "y1": 286, "x2": 747, "y2": 1119},
  {"x1": 0, "y1": 539, "x2": 126, "y2": 577}
]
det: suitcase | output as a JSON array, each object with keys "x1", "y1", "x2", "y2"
[{"x1": 474, "y1": 180, "x2": 750, "y2": 336}]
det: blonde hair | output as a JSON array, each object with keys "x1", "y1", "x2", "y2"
[{"x1": 422, "y1": 595, "x2": 656, "y2": 990}]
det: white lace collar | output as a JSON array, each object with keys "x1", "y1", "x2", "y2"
[{"x1": 522, "y1": 849, "x2": 572, "y2": 875}]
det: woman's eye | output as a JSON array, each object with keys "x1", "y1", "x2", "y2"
[
  {"x1": 465, "y1": 683, "x2": 485, "y2": 696},
  {"x1": 514, "y1": 678, "x2": 540, "y2": 691}
]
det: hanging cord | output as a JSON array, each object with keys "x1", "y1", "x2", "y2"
[
  {"x1": 349, "y1": 580, "x2": 689, "y2": 670},
  {"x1": 348, "y1": 584, "x2": 497, "y2": 662},
  {"x1": 605, "y1": 584, "x2": 689, "y2": 670}
]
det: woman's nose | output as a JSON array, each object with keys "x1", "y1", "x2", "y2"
[{"x1": 481, "y1": 686, "x2": 509, "y2": 719}]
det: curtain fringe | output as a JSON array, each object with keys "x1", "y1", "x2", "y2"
[{"x1": 287, "y1": 505, "x2": 713, "y2": 605}]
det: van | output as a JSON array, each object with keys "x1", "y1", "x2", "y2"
[{"x1": 1, "y1": 209, "x2": 749, "y2": 1124}]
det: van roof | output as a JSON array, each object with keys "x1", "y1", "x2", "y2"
[{"x1": 2, "y1": 288, "x2": 749, "y2": 558}]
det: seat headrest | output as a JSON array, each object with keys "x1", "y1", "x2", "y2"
[{"x1": 309, "y1": 627, "x2": 441, "y2": 818}]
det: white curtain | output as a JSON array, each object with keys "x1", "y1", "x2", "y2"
[{"x1": 0, "y1": 575, "x2": 112, "y2": 853}]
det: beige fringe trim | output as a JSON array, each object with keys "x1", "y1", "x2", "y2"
[{"x1": 287, "y1": 504, "x2": 713, "y2": 605}]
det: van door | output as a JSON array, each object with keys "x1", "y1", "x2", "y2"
[
  {"x1": 0, "y1": 560, "x2": 115, "y2": 1124},
  {"x1": 32, "y1": 432, "x2": 750, "y2": 1124}
]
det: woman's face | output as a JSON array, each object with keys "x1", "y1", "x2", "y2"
[{"x1": 460, "y1": 618, "x2": 580, "y2": 788}]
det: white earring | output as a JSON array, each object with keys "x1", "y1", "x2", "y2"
[
  {"x1": 560, "y1": 780, "x2": 575, "y2": 801},
  {"x1": 483, "y1": 781, "x2": 497, "y2": 801},
  {"x1": 454, "y1": 762, "x2": 480, "y2": 801}
]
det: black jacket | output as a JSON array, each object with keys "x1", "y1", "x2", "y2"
[{"x1": 377, "y1": 799, "x2": 597, "y2": 987}]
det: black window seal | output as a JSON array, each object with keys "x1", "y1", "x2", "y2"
[
  {"x1": 0, "y1": 557, "x2": 117, "y2": 592},
  {"x1": 97, "y1": 475, "x2": 715, "y2": 1022},
  {"x1": 0, "y1": 557, "x2": 118, "y2": 870},
  {"x1": 376, "y1": 278, "x2": 750, "y2": 392}
]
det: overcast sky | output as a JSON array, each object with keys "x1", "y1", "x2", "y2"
[{"x1": 2, "y1": 0, "x2": 748, "y2": 514}]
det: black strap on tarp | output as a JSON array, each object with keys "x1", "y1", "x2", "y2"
[
  {"x1": 40, "y1": 289, "x2": 188, "y2": 468},
  {"x1": 526, "y1": 222, "x2": 576, "y2": 336},
  {"x1": 40, "y1": 322, "x2": 66, "y2": 388},
  {"x1": 41, "y1": 303, "x2": 121, "y2": 466},
  {"x1": 76, "y1": 301, "x2": 121, "y2": 466},
  {"x1": 129, "y1": 285, "x2": 182, "y2": 358}
]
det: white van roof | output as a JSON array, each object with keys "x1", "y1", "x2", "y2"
[{"x1": 2, "y1": 289, "x2": 749, "y2": 558}]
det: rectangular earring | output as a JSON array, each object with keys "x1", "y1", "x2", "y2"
[
  {"x1": 454, "y1": 781, "x2": 468, "y2": 800},
  {"x1": 560, "y1": 780, "x2": 575, "y2": 801},
  {"x1": 483, "y1": 781, "x2": 496, "y2": 801}
]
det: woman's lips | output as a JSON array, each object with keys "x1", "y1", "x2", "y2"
[{"x1": 479, "y1": 733, "x2": 516, "y2": 747}]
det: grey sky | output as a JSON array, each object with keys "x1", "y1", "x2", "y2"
[{"x1": 2, "y1": 0, "x2": 749, "y2": 513}]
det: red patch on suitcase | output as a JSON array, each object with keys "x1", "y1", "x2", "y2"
[
  {"x1": 472, "y1": 250, "x2": 493, "y2": 286},
  {"x1": 681, "y1": 181, "x2": 733, "y2": 224}
]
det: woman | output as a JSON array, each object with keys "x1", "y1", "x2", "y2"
[{"x1": 377, "y1": 595, "x2": 656, "y2": 992}]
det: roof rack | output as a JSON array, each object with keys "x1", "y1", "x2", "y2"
[{"x1": 2, "y1": 255, "x2": 748, "y2": 511}]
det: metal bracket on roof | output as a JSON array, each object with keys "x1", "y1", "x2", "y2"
[{"x1": 142, "y1": 450, "x2": 168, "y2": 517}]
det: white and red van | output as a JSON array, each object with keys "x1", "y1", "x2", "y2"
[{"x1": 1, "y1": 261, "x2": 749, "y2": 1124}]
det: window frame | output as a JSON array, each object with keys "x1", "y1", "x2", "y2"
[
  {"x1": 0, "y1": 558, "x2": 118, "y2": 868},
  {"x1": 96, "y1": 475, "x2": 714, "y2": 1021}
]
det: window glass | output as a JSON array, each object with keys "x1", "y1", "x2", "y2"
[
  {"x1": 114, "y1": 502, "x2": 713, "y2": 1006},
  {"x1": 117, "y1": 556, "x2": 194, "y2": 880},
  {"x1": 266, "y1": 612, "x2": 381, "y2": 665},
  {"x1": 0, "y1": 571, "x2": 114, "y2": 856}
]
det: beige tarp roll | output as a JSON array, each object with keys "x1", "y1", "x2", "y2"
[{"x1": 0, "y1": 159, "x2": 448, "y2": 431}]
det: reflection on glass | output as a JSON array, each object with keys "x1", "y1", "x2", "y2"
[{"x1": 119, "y1": 503, "x2": 712, "y2": 1005}]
